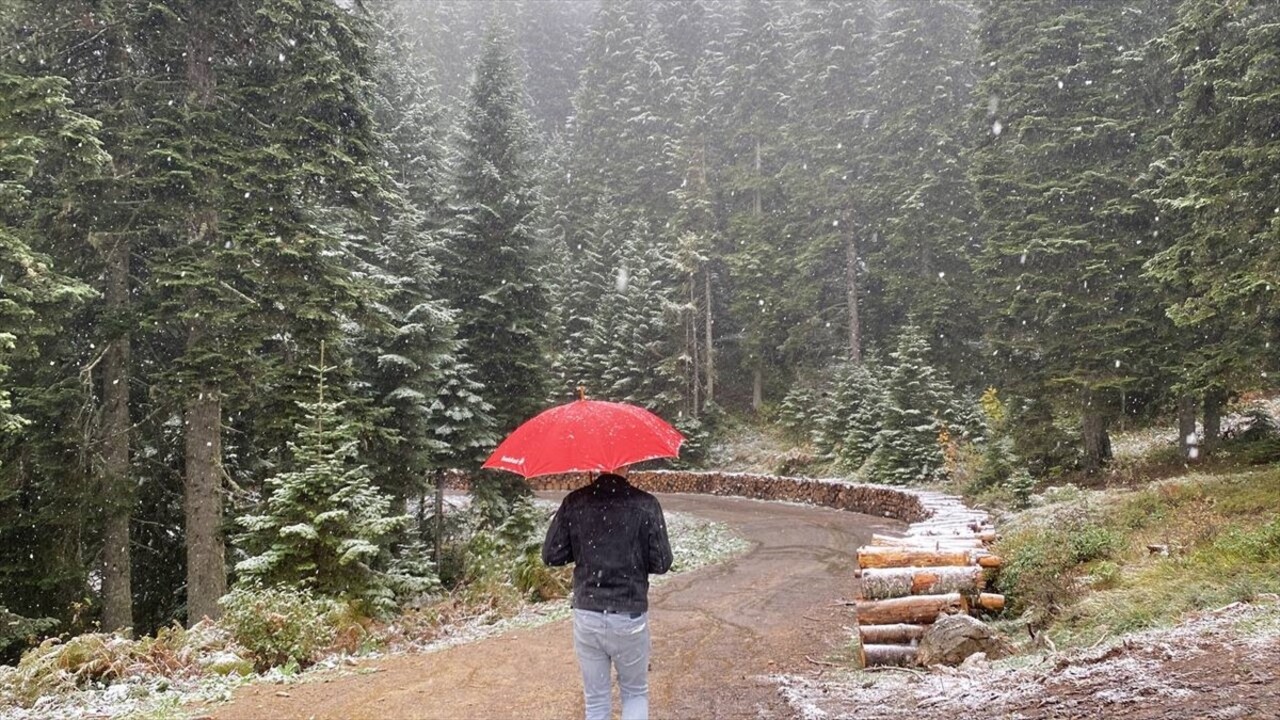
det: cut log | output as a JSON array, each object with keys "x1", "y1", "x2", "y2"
[
  {"x1": 916, "y1": 614, "x2": 1014, "y2": 667},
  {"x1": 858, "y1": 623, "x2": 926, "y2": 645},
  {"x1": 872, "y1": 533, "x2": 985, "y2": 549},
  {"x1": 857, "y1": 546, "x2": 976, "y2": 569},
  {"x1": 859, "y1": 566, "x2": 986, "y2": 600},
  {"x1": 976, "y1": 554, "x2": 1003, "y2": 569},
  {"x1": 860, "y1": 643, "x2": 918, "y2": 668},
  {"x1": 975, "y1": 593, "x2": 1005, "y2": 613},
  {"x1": 855, "y1": 593, "x2": 965, "y2": 625}
]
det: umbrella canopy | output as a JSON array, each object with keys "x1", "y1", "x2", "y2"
[{"x1": 482, "y1": 399, "x2": 684, "y2": 478}]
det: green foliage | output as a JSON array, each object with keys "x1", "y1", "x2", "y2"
[
  {"x1": 235, "y1": 363, "x2": 410, "y2": 615},
  {"x1": 778, "y1": 384, "x2": 819, "y2": 439},
  {"x1": 867, "y1": 327, "x2": 956, "y2": 484},
  {"x1": 810, "y1": 362, "x2": 886, "y2": 469},
  {"x1": 459, "y1": 495, "x2": 570, "y2": 603},
  {"x1": 1000, "y1": 469, "x2": 1280, "y2": 643},
  {"x1": 0, "y1": 606, "x2": 57, "y2": 661},
  {"x1": 1146, "y1": 0, "x2": 1280, "y2": 393},
  {"x1": 441, "y1": 20, "x2": 551, "y2": 433},
  {"x1": 970, "y1": 0, "x2": 1178, "y2": 468},
  {"x1": 218, "y1": 586, "x2": 347, "y2": 672}
]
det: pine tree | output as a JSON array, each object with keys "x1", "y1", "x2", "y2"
[
  {"x1": 442, "y1": 21, "x2": 551, "y2": 432},
  {"x1": 782, "y1": 0, "x2": 878, "y2": 369},
  {"x1": 125, "y1": 0, "x2": 387, "y2": 623},
  {"x1": 0, "y1": 46, "x2": 106, "y2": 627},
  {"x1": 864, "y1": 0, "x2": 984, "y2": 384},
  {"x1": 666, "y1": 57, "x2": 719, "y2": 416},
  {"x1": 716, "y1": 0, "x2": 800, "y2": 408},
  {"x1": 1147, "y1": 0, "x2": 1280, "y2": 399},
  {"x1": 237, "y1": 357, "x2": 409, "y2": 615},
  {"x1": 867, "y1": 327, "x2": 956, "y2": 485},
  {"x1": 969, "y1": 0, "x2": 1177, "y2": 473},
  {"x1": 358, "y1": 0, "x2": 495, "y2": 507}
]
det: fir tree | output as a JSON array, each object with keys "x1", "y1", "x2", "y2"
[
  {"x1": 864, "y1": 0, "x2": 984, "y2": 384},
  {"x1": 969, "y1": 0, "x2": 1177, "y2": 473},
  {"x1": 1147, "y1": 0, "x2": 1280, "y2": 397},
  {"x1": 442, "y1": 21, "x2": 551, "y2": 432},
  {"x1": 867, "y1": 327, "x2": 956, "y2": 485},
  {"x1": 237, "y1": 357, "x2": 410, "y2": 615},
  {"x1": 0, "y1": 53, "x2": 106, "y2": 627},
  {"x1": 782, "y1": 0, "x2": 878, "y2": 368},
  {"x1": 358, "y1": 0, "x2": 495, "y2": 506},
  {"x1": 716, "y1": 0, "x2": 800, "y2": 408}
]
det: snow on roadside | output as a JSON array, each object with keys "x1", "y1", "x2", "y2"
[
  {"x1": 0, "y1": 508, "x2": 746, "y2": 720},
  {"x1": 772, "y1": 595, "x2": 1280, "y2": 720}
]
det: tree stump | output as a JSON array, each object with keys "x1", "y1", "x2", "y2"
[{"x1": 915, "y1": 613, "x2": 1015, "y2": 667}]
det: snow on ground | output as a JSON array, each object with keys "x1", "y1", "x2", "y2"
[
  {"x1": 772, "y1": 595, "x2": 1280, "y2": 720},
  {"x1": 0, "y1": 508, "x2": 746, "y2": 720},
  {"x1": 1112, "y1": 395, "x2": 1280, "y2": 462}
]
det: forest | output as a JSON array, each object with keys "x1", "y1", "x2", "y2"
[{"x1": 1, "y1": 0, "x2": 1278, "y2": 662}]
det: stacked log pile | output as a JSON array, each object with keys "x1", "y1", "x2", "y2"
[{"x1": 854, "y1": 491, "x2": 1003, "y2": 668}]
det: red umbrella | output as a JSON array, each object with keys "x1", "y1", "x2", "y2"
[{"x1": 482, "y1": 397, "x2": 684, "y2": 478}]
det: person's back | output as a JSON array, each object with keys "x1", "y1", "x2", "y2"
[{"x1": 543, "y1": 471, "x2": 672, "y2": 720}]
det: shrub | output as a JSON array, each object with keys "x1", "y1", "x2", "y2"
[
  {"x1": 218, "y1": 586, "x2": 349, "y2": 671},
  {"x1": 995, "y1": 527, "x2": 1081, "y2": 617},
  {"x1": 0, "y1": 633, "x2": 131, "y2": 705},
  {"x1": 1070, "y1": 525, "x2": 1119, "y2": 564},
  {"x1": 0, "y1": 606, "x2": 57, "y2": 662}
]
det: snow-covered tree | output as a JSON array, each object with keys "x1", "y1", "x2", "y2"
[
  {"x1": 441, "y1": 20, "x2": 551, "y2": 433},
  {"x1": 969, "y1": 0, "x2": 1177, "y2": 473},
  {"x1": 237, "y1": 360, "x2": 409, "y2": 615},
  {"x1": 867, "y1": 327, "x2": 956, "y2": 485}
]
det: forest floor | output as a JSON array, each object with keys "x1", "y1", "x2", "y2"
[
  {"x1": 776, "y1": 596, "x2": 1280, "y2": 719},
  {"x1": 199, "y1": 493, "x2": 902, "y2": 719},
  {"x1": 199, "y1": 486, "x2": 1280, "y2": 720}
]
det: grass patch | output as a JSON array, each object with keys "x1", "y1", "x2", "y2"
[{"x1": 996, "y1": 467, "x2": 1280, "y2": 647}]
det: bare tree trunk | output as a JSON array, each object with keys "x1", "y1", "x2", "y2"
[
  {"x1": 184, "y1": 381, "x2": 225, "y2": 624},
  {"x1": 1178, "y1": 393, "x2": 1199, "y2": 461},
  {"x1": 1203, "y1": 388, "x2": 1226, "y2": 456},
  {"x1": 183, "y1": 23, "x2": 224, "y2": 626},
  {"x1": 689, "y1": 270, "x2": 700, "y2": 417},
  {"x1": 1081, "y1": 391, "x2": 1112, "y2": 474},
  {"x1": 752, "y1": 366, "x2": 763, "y2": 412},
  {"x1": 704, "y1": 269, "x2": 714, "y2": 404},
  {"x1": 845, "y1": 233, "x2": 863, "y2": 364},
  {"x1": 100, "y1": 235, "x2": 133, "y2": 633},
  {"x1": 753, "y1": 139, "x2": 762, "y2": 216}
]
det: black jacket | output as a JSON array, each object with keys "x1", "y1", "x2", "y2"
[{"x1": 541, "y1": 474, "x2": 673, "y2": 613}]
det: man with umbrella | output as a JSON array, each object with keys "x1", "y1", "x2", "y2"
[{"x1": 483, "y1": 393, "x2": 680, "y2": 720}]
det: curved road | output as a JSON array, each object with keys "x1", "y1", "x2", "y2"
[{"x1": 209, "y1": 493, "x2": 901, "y2": 719}]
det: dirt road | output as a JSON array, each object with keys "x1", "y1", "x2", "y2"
[{"x1": 208, "y1": 493, "x2": 901, "y2": 720}]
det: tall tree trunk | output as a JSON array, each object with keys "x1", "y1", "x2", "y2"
[
  {"x1": 184, "y1": 381, "x2": 225, "y2": 624},
  {"x1": 1178, "y1": 393, "x2": 1199, "y2": 461},
  {"x1": 704, "y1": 269, "x2": 714, "y2": 404},
  {"x1": 434, "y1": 469, "x2": 445, "y2": 565},
  {"x1": 752, "y1": 366, "x2": 763, "y2": 412},
  {"x1": 100, "y1": 236, "x2": 133, "y2": 633},
  {"x1": 1081, "y1": 390, "x2": 1112, "y2": 474},
  {"x1": 753, "y1": 139, "x2": 762, "y2": 216},
  {"x1": 182, "y1": 6, "x2": 225, "y2": 627},
  {"x1": 1203, "y1": 387, "x2": 1226, "y2": 456},
  {"x1": 689, "y1": 269, "x2": 700, "y2": 417},
  {"x1": 845, "y1": 233, "x2": 863, "y2": 364}
]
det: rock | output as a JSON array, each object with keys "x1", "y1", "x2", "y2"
[
  {"x1": 916, "y1": 614, "x2": 1014, "y2": 667},
  {"x1": 959, "y1": 651, "x2": 989, "y2": 670}
]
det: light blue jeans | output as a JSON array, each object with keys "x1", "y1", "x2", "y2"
[{"x1": 572, "y1": 609, "x2": 651, "y2": 720}]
